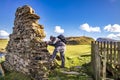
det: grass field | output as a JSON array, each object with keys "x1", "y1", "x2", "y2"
[
  {"x1": 48, "y1": 45, "x2": 92, "y2": 80},
  {"x1": 0, "y1": 40, "x2": 92, "y2": 80},
  {"x1": 48, "y1": 45, "x2": 91, "y2": 68},
  {"x1": 48, "y1": 45, "x2": 91, "y2": 57},
  {"x1": 0, "y1": 39, "x2": 8, "y2": 52}
]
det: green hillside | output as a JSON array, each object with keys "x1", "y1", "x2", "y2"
[
  {"x1": 0, "y1": 39, "x2": 8, "y2": 52},
  {"x1": 66, "y1": 36, "x2": 95, "y2": 45}
]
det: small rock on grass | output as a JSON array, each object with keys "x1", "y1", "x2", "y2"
[{"x1": 60, "y1": 71, "x2": 80, "y2": 75}]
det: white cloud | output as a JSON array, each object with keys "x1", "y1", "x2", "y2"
[
  {"x1": 0, "y1": 30, "x2": 9, "y2": 39},
  {"x1": 107, "y1": 33, "x2": 120, "y2": 39},
  {"x1": 80, "y1": 23, "x2": 101, "y2": 32},
  {"x1": 116, "y1": 33, "x2": 120, "y2": 38},
  {"x1": 107, "y1": 34, "x2": 117, "y2": 38},
  {"x1": 104, "y1": 24, "x2": 120, "y2": 32},
  {"x1": 54, "y1": 26, "x2": 64, "y2": 34}
]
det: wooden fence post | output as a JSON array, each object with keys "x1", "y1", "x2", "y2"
[
  {"x1": 91, "y1": 42, "x2": 101, "y2": 80},
  {"x1": 102, "y1": 42, "x2": 106, "y2": 80}
]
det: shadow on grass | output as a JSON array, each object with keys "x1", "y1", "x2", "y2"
[{"x1": 81, "y1": 54, "x2": 91, "y2": 57}]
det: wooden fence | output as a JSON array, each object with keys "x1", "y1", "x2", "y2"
[{"x1": 91, "y1": 41, "x2": 120, "y2": 80}]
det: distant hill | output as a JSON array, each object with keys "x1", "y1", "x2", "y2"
[
  {"x1": 66, "y1": 36, "x2": 95, "y2": 45},
  {"x1": 96, "y1": 38, "x2": 117, "y2": 42}
]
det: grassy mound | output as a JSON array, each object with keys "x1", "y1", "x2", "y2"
[{"x1": 66, "y1": 36, "x2": 94, "y2": 45}]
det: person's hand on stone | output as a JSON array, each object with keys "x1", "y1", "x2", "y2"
[{"x1": 45, "y1": 41, "x2": 48, "y2": 47}]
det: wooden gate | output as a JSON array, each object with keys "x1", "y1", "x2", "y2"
[{"x1": 91, "y1": 41, "x2": 120, "y2": 80}]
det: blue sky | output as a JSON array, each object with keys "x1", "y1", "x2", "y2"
[{"x1": 0, "y1": 0, "x2": 120, "y2": 40}]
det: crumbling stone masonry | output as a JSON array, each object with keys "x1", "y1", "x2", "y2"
[{"x1": 4, "y1": 5, "x2": 52, "y2": 80}]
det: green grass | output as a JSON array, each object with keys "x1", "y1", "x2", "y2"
[
  {"x1": 49, "y1": 68, "x2": 90, "y2": 80},
  {"x1": 0, "y1": 71, "x2": 31, "y2": 80},
  {"x1": 48, "y1": 45, "x2": 91, "y2": 57},
  {"x1": 48, "y1": 45, "x2": 91, "y2": 67},
  {"x1": 48, "y1": 45, "x2": 92, "y2": 80},
  {"x1": 0, "y1": 39, "x2": 8, "y2": 52},
  {"x1": 0, "y1": 40, "x2": 92, "y2": 80},
  {"x1": 65, "y1": 45, "x2": 91, "y2": 57}
]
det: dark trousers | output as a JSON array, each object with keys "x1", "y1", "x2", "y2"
[{"x1": 51, "y1": 49, "x2": 65, "y2": 67}]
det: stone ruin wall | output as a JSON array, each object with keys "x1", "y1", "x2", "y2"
[{"x1": 4, "y1": 5, "x2": 52, "y2": 80}]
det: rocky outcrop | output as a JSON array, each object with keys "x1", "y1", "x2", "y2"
[{"x1": 4, "y1": 5, "x2": 52, "y2": 80}]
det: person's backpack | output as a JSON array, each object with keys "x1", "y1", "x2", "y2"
[{"x1": 57, "y1": 34, "x2": 67, "y2": 44}]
